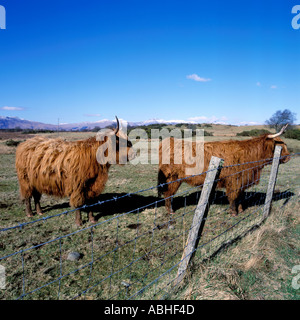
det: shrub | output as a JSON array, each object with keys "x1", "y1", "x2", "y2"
[
  {"x1": 5, "y1": 139, "x2": 21, "y2": 147},
  {"x1": 237, "y1": 129, "x2": 271, "y2": 137},
  {"x1": 204, "y1": 130, "x2": 213, "y2": 136},
  {"x1": 283, "y1": 129, "x2": 300, "y2": 140}
]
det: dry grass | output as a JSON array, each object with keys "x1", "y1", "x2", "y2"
[
  {"x1": 176, "y1": 199, "x2": 300, "y2": 300},
  {"x1": 204, "y1": 124, "x2": 275, "y2": 137},
  {"x1": 0, "y1": 143, "x2": 17, "y2": 155},
  {"x1": 0, "y1": 126, "x2": 299, "y2": 300}
]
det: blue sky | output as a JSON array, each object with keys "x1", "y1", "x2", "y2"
[{"x1": 0, "y1": 0, "x2": 299, "y2": 125}]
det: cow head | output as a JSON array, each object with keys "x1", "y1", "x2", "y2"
[
  {"x1": 114, "y1": 117, "x2": 136, "y2": 164},
  {"x1": 96, "y1": 116, "x2": 136, "y2": 165},
  {"x1": 265, "y1": 124, "x2": 290, "y2": 163}
]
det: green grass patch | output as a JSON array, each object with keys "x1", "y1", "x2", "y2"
[{"x1": 0, "y1": 133, "x2": 299, "y2": 300}]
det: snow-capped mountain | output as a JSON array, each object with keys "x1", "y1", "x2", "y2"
[
  {"x1": 131, "y1": 119, "x2": 197, "y2": 126},
  {"x1": 0, "y1": 117, "x2": 58, "y2": 130},
  {"x1": 0, "y1": 117, "x2": 197, "y2": 131}
]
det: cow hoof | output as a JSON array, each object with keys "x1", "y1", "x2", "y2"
[
  {"x1": 26, "y1": 213, "x2": 33, "y2": 218},
  {"x1": 238, "y1": 205, "x2": 243, "y2": 214},
  {"x1": 37, "y1": 211, "x2": 43, "y2": 216},
  {"x1": 89, "y1": 218, "x2": 97, "y2": 224}
]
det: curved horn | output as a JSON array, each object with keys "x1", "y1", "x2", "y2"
[
  {"x1": 95, "y1": 116, "x2": 120, "y2": 140},
  {"x1": 267, "y1": 123, "x2": 289, "y2": 139},
  {"x1": 114, "y1": 116, "x2": 120, "y2": 134}
]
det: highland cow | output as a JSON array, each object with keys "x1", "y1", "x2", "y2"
[
  {"x1": 15, "y1": 117, "x2": 136, "y2": 226},
  {"x1": 158, "y1": 125, "x2": 290, "y2": 215}
]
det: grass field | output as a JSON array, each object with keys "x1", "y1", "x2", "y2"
[{"x1": 0, "y1": 125, "x2": 299, "y2": 300}]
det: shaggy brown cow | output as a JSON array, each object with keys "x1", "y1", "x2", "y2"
[
  {"x1": 15, "y1": 117, "x2": 136, "y2": 226},
  {"x1": 158, "y1": 125, "x2": 290, "y2": 215}
]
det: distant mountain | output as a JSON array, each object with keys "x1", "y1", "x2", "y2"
[
  {"x1": 0, "y1": 117, "x2": 58, "y2": 130},
  {"x1": 0, "y1": 117, "x2": 117, "y2": 130},
  {"x1": 59, "y1": 119, "x2": 117, "y2": 131},
  {"x1": 0, "y1": 117, "x2": 198, "y2": 131},
  {"x1": 131, "y1": 119, "x2": 197, "y2": 126}
]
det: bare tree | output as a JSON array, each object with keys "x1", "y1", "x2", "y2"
[{"x1": 265, "y1": 109, "x2": 296, "y2": 132}]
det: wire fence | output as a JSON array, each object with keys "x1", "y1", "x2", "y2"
[{"x1": 0, "y1": 152, "x2": 299, "y2": 300}]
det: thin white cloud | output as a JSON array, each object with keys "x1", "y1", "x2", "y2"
[
  {"x1": 238, "y1": 121, "x2": 263, "y2": 126},
  {"x1": 188, "y1": 115, "x2": 228, "y2": 124},
  {"x1": 186, "y1": 74, "x2": 211, "y2": 82},
  {"x1": 188, "y1": 116, "x2": 209, "y2": 121},
  {"x1": 84, "y1": 113, "x2": 101, "y2": 117},
  {"x1": 1, "y1": 106, "x2": 24, "y2": 111},
  {"x1": 256, "y1": 82, "x2": 261, "y2": 86},
  {"x1": 270, "y1": 85, "x2": 277, "y2": 89}
]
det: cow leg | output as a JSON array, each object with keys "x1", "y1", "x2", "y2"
[
  {"x1": 157, "y1": 168, "x2": 183, "y2": 214},
  {"x1": 227, "y1": 191, "x2": 245, "y2": 216},
  {"x1": 70, "y1": 191, "x2": 85, "y2": 226},
  {"x1": 235, "y1": 190, "x2": 244, "y2": 214},
  {"x1": 226, "y1": 189, "x2": 238, "y2": 216},
  {"x1": 164, "y1": 180, "x2": 182, "y2": 214},
  {"x1": 88, "y1": 211, "x2": 97, "y2": 223},
  {"x1": 33, "y1": 190, "x2": 43, "y2": 215},
  {"x1": 238, "y1": 203, "x2": 243, "y2": 214},
  {"x1": 237, "y1": 192, "x2": 244, "y2": 214},
  {"x1": 229, "y1": 200, "x2": 238, "y2": 216},
  {"x1": 19, "y1": 183, "x2": 34, "y2": 217},
  {"x1": 75, "y1": 209, "x2": 83, "y2": 227},
  {"x1": 165, "y1": 197, "x2": 173, "y2": 214},
  {"x1": 25, "y1": 198, "x2": 33, "y2": 217}
]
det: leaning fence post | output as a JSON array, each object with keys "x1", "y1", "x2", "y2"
[
  {"x1": 262, "y1": 145, "x2": 282, "y2": 220},
  {"x1": 176, "y1": 156, "x2": 223, "y2": 285}
]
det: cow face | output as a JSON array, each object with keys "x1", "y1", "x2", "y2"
[
  {"x1": 115, "y1": 129, "x2": 136, "y2": 164},
  {"x1": 272, "y1": 137, "x2": 290, "y2": 163},
  {"x1": 96, "y1": 117, "x2": 136, "y2": 165},
  {"x1": 266, "y1": 124, "x2": 290, "y2": 164}
]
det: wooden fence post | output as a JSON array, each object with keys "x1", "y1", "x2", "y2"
[
  {"x1": 176, "y1": 156, "x2": 223, "y2": 284},
  {"x1": 262, "y1": 145, "x2": 282, "y2": 220}
]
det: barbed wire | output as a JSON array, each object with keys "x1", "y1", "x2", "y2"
[
  {"x1": 1, "y1": 153, "x2": 296, "y2": 233},
  {"x1": 0, "y1": 152, "x2": 299, "y2": 300}
]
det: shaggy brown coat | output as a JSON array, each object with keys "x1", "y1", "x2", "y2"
[
  {"x1": 158, "y1": 134, "x2": 290, "y2": 215},
  {"x1": 16, "y1": 130, "x2": 135, "y2": 226}
]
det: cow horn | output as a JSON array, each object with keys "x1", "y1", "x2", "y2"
[
  {"x1": 114, "y1": 116, "x2": 120, "y2": 135},
  {"x1": 267, "y1": 124, "x2": 289, "y2": 139},
  {"x1": 95, "y1": 116, "x2": 119, "y2": 140}
]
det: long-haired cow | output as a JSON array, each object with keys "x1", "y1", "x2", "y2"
[
  {"x1": 158, "y1": 125, "x2": 290, "y2": 215},
  {"x1": 15, "y1": 117, "x2": 136, "y2": 226}
]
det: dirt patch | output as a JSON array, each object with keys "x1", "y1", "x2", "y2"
[{"x1": 0, "y1": 132, "x2": 35, "y2": 140}]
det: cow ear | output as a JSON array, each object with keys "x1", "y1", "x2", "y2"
[{"x1": 96, "y1": 128, "x2": 115, "y2": 142}]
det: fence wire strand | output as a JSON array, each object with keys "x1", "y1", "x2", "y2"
[{"x1": 0, "y1": 153, "x2": 299, "y2": 300}]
